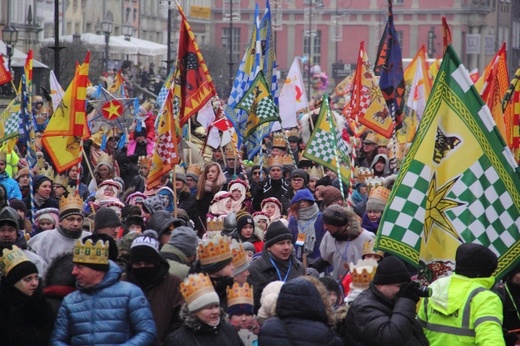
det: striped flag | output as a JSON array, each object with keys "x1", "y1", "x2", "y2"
[{"x1": 376, "y1": 45, "x2": 520, "y2": 284}]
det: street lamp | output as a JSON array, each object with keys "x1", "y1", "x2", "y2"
[
  {"x1": 2, "y1": 23, "x2": 18, "y2": 73},
  {"x1": 102, "y1": 17, "x2": 113, "y2": 72},
  {"x1": 122, "y1": 23, "x2": 134, "y2": 41}
]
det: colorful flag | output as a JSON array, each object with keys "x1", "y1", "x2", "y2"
[
  {"x1": 303, "y1": 95, "x2": 351, "y2": 187},
  {"x1": 442, "y1": 17, "x2": 452, "y2": 54},
  {"x1": 376, "y1": 45, "x2": 520, "y2": 284},
  {"x1": 0, "y1": 54, "x2": 12, "y2": 85},
  {"x1": 406, "y1": 52, "x2": 429, "y2": 120},
  {"x1": 503, "y1": 68, "x2": 520, "y2": 162},
  {"x1": 375, "y1": 0, "x2": 405, "y2": 125},
  {"x1": 155, "y1": 68, "x2": 174, "y2": 108},
  {"x1": 0, "y1": 97, "x2": 20, "y2": 143},
  {"x1": 147, "y1": 87, "x2": 180, "y2": 189},
  {"x1": 108, "y1": 69, "x2": 127, "y2": 98},
  {"x1": 261, "y1": 0, "x2": 278, "y2": 103},
  {"x1": 350, "y1": 41, "x2": 392, "y2": 138},
  {"x1": 42, "y1": 52, "x2": 90, "y2": 172},
  {"x1": 236, "y1": 71, "x2": 280, "y2": 138},
  {"x1": 278, "y1": 57, "x2": 308, "y2": 129},
  {"x1": 49, "y1": 70, "x2": 65, "y2": 113},
  {"x1": 174, "y1": 3, "x2": 217, "y2": 127}
]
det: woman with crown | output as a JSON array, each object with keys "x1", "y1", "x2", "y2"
[
  {"x1": 0, "y1": 245, "x2": 53, "y2": 345},
  {"x1": 87, "y1": 152, "x2": 117, "y2": 193}
]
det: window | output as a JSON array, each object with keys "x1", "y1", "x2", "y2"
[
  {"x1": 303, "y1": 29, "x2": 321, "y2": 66},
  {"x1": 222, "y1": 27, "x2": 241, "y2": 64}
]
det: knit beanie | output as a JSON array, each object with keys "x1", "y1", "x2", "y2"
[
  {"x1": 366, "y1": 197, "x2": 386, "y2": 212},
  {"x1": 167, "y1": 226, "x2": 198, "y2": 257},
  {"x1": 175, "y1": 173, "x2": 188, "y2": 184},
  {"x1": 291, "y1": 169, "x2": 310, "y2": 185},
  {"x1": 142, "y1": 195, "x2": 165, "y2": 214},
  {"x1": 94, "y1": 207, "x2": 122, "y2": 230},
  {"x1": 290, "y1": 188, "x2": 315, "y2": 205},
  {"x1": 315, "y1": 175, "x2": 332, "y2": 188},
  {"x1": 321, "y1": 186, "x2": 344, "y2": 208},
  {"x1": 455, "y1": 243, "x2": 498, "y2": 278},
  {"x1": 373, "y1": 256, "x2": 411, "y2": 285},
  {"x1": 257, "y1": 281, "x2": 284, "y2": 321},
  {"x1": 9, "y1": 199, "x2": 27, "y2": 214},
  {"x1": 236, "y1": 210, "x2": 255, "y2": 233},
  {"x1": 33, "y1": 174, "x2": 52, "y2": 191},
  {"x1": 264, "y1": 221, "x2": 293, "y2": 248},
  {"x1": 322, "y1": 205, "x2": 349, "y2": 227},
  {"x1": 130, "y1": 230, "x2": 161, "y2": 265}
]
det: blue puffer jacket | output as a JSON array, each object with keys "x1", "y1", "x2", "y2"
[
  {"x1": 0, "y1": 172, "x2": 22, "y2": 200},
  {"x1": 50, "y1": 261, "x2": 157, "y2": 346}
]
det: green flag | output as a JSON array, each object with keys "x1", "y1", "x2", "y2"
[{"x1": 376, "y1": 45, "x2": 520, "y2": 284}]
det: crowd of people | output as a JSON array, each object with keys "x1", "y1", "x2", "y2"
[{"x1": 0, "y1": 95, "x2": 518, "y2": 346}]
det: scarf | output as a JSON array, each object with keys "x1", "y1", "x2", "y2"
[
  {"x1": 296, "y1": 204, "x2": 319, "y2": 255},
  {"x1": 33, "y1": 193, "x2": 47, "y2": 207},
  {"x1": 362, "y1": 213, "x2": 380, "y2": 234}
]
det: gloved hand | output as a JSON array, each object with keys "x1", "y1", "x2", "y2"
[{"x1": 399, "y1": 281, "x2": 421, "y2": 303}]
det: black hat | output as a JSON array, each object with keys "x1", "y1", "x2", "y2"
[
  {"x1": 135, "y1": 128, "x2": 147, "y2": 138},
  {"x1": 322, "y1": 205, "x2": 349, "y2": 227},
  {"x1": 94, "y1": 207, "x2": 122, "y2": 230},
  {"x1": 455, "y1": 243, "x2": 498, "y2": 278},
  {"x1": 264, "y1": 221, "x2": 293, "y2": 248},
  {"x1": 315, "y1": 175, "x2": 332, "y2": 188},
  {"x1": 130, "y1": 230, "x2": 161, "y2": 265},
  {"x1": 290, "y1": 169, "x2": 309, "y2": 185},
  {"x1": 373, "y1": 256, "x2": 411, "y2": 285},
  {"x1": 33, "y1": 174, "x2": 52, "y2": 191},
  {"x1": 0, "y1": 206, "x2": 19, "y2": 228},
  {"x1": 236, "y1": 210, "x2": 254, "y2": 233},
  {"x1": 9, "y1": 199, "x2": 27, "y2": 214},
  {"x1": 4, "y1": 260, "x2": 38, "y2": 285}
]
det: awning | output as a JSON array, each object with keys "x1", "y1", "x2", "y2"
[
  {"x1": 112, "y1": 36, "x2": 167, "y2": 57},
  {"x1": 0, "y1": 41, "x2": 49, "y2": 68}
]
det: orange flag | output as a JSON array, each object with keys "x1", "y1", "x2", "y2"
[
  {"x1": 174, "y1": 3, "x2": 216, "y2": 127},
  {"x1": 42, "y1": 52, "x2": 91, "y2": 172},
  {"x1": 0, "y1": 55, "x2": 11, "y2": 85},
  {"x1": 108, "y1": 69, "x2": 127, "y2": 97}
]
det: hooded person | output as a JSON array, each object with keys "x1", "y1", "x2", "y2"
[
  {"x1": 261, "y1": 197, "x2": 282, "y2": 222},
  {"x1": 147, "y1": 209, "x2": 185, "y2": 248},
  {"x1": 247, "y1": 221, "x2": 305, "y2": 312},
  {"x1": 369, "y1": 153, "x2": 390, "y2": 178},
  {"x1": 159, "y1": 226, "x2": 199, "y2": 279},
  {"x1": 0, "y1": 245, "x2": 53, "y2": 346},
  {"x1": 164, "y1": 273, "x2": 243, "y2": 346},
  {"x1": 418, "y1": 243, "x2": 504, "y2": 346},
  {"x1": 208, "y1": 191, "x2": 233, "y2": 217},
  {"x1": 123, "y1": 230, "x2": 184, "y2": 345},
  {"x1": 319, "y1": 205, "x2": 376, "y2": 281}
]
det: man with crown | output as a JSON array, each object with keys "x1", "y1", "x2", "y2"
[
  {"x1": 0, "y1": 151, "x2": 22, "y2": 201},
  {"x1": 128, "y1": 155, "x2": 151, "y2": 193},
  {"x1": 28, "y1": 194, "x2": 90, "y2": 264},
  {"x1": 51, "y1": 237, "x2": 157, "y2": 345}
]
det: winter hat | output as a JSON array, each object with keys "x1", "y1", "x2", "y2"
[
  {"x1": 15, "y1": 167, "x2": 30, "y2": 180},
  {"x1": 226, "y1": 282, "x2": 254, "y2": 316},
  {"x1": 124, "y1": 214, "x2": 145, "y2": 232},
  {"x1": 290, "y1": 188, "x2": 315, "y2": 205},
  {"x1": 180, "y1": 273, "x2": 220, "y2": 312},
  {"x1": 134, "y1": 127, "x2": 147, "y2": 138},
  {"x1": 175, "y1": 173, "x2": 188, "y2": 184},
  {"x1": 372, "y1": 256, "x2": 411, "y2": 285},
  {"x1": 253, "y1": 211, "x2": 270, "y2": 224},
  {"x1": 142, "y1": 195, "x2": 165, "y2": 214},
  {"x1": 0, "y1": 206, "x2": 19, "y2": 228},
  {"x1": 315, "y1": 175, "x2": 332, "y2": 188},
  {"x1": 37, "y1": 213, "x2": 55, "y2": 224},
  {"x1": 321, "y1": 186, "x2": 344, "y2": 208},
  {"x1": 455, "y1": 243, "x2": 498, "y2": 278},
  {"x1": 242, "y1": 241, "x2": 256, "y2": 256},
  {"x1": 33, "y1": 174, "x2": 52, "y2": 191},
  {"x1": 290, "y1": 169, "x2": 310, "y2": 185},
  {"x1": 117, "y1": 231, "x2": 141, "y2": 254},
  {"x1": 257, "y1": 281, "x2": 284, "y2": 321},
  {"x1": 34, "y1": 207, "x2": 60, "y2": 226},
  {"x1": 322, "y1": 205, "x2": 349, "y2": 227},
  {"x1": 147, "y1": 210, "x2": 183, "y2": 237},
  {"x1": 198, "y1": 235, "x2": 233, "y2": 274},
  {"x1": 130, "y1": 230, "x2": 161, "y2": 265},
  {"x1": 236, "y1": 210, "x2": 254, "y2": 233},
  {"x1": 264, "y1": 221, "x2": 293, "y2": 249},
  {"x1": 167, "y1": 226, "x2": 198, "y2": 258},
  {"x1": 0, "y1": 245, "x2": 38, "y2": 285},
  {"x1": 9, "y1": 199, "x2": 27, "y2": 214},
  {"x1": 94, "y1": 207, "x2": 122, "y2": 230}
]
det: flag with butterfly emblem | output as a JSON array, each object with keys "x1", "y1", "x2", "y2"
[
  {"x1": 303, "y1": 95, "x2": 351, "y2": 186},
  {"x1": 375, "y1": 44, "x2": 520, "y2": 285}
]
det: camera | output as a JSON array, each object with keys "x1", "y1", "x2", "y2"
[{"x1": 417, "y1": 285, "x2": 432, "y2": 298}]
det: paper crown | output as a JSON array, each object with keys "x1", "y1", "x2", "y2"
[
  {"x1": 138, "y1": 155, "x2": 151, "y2": 168},
  {"x1": 53, "y1": 174, "x2": 69, "y2": 188},
  {"x1": 362, "y1": 239, "x2": 384, "y2": 259},
  {"x1": 272, "y1": 132, "x2": 286, "y2": 149},
  {"x1": 186, "y1": 164, "x2": 203, "y2": 177},
  {"x1": 282, "y1": 154, "x2": 294, "y2": 166},
  {"x1": 59, "y1": 193, "x2": 84, "y2": 212},
  {"x1": 231, "y1": 241, "x2": 248, "y2": 270},
  {"x1": 35, "y1": 156, "x2": 46, "y2": 170},
  {"x1": 73, "y1": 238, "x2": 109, "y2": 265},
  {"x1": 368, "y1": 186, "x2": 390, "y2": 203},
  {"x1": 227, "y1": 282, "x2": 254, "y2": 307},
  {"x1": 0, "y1": 151, "x2": 6, "y2": 162},
  {"x1": 38, "y1": 166, "x2": 55, "y2": 180},
  {"x1": 207, "y1": 216, "x2": 225, "y2": 232},
  {"x1": 66, "y1": 185, "x2": 78, "y2": 197},
  {"x1": 267, "y1": 154, "x2": 283, "y2": 168},
  {"x1": 286, "y1": 128, "x2": 300, "y2": 139},
  {"x1": 225, "y1": 146, "x2": 237, "y2": 159},
  {"x1": 197, "y1": 235, "x2": 232, "y2": 266},
  {"x1": 0, "y1": 245, "x2": 30, "y2": 278},
  {"x1": 180, "y1": 273, "x2": 217, "y2": 306},
  {"x1": 365, "y1": 177, "x2": 384, "y2": 191},
  {"x1": 308, "y1": 166, "x2": 323, "y2": 180},
  {"x1": 96, "y1": 152, "x2": 113, "y2": 168},
  {"x1": 349, "y1": 258, "x2": 378, "y2": 290},
  {"x1": 378, "y1": 137, "x2": 389, "y2": 147},
  {"x1": 354, "y1": 166, "x2": 373, "y2": 184}
]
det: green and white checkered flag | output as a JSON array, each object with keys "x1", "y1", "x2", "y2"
[
  {"x1": 0, "y1": 97, "x2": 20, "y2": 144},
  {"x1": 376, "y1": 45, "x2": 520, "y2": 283},
  {"x1": 236, "y1": 71, "x2": 280, "y2": 138}
]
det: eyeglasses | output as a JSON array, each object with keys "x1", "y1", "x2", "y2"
[{"x1": 253, "y1": 171, "x2": 260, "y2": 175}]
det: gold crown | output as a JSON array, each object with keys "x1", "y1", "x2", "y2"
[
  {"x1": 267, "y1": 154, "x2": 283, "y2": 168},
  {"x1": 253, "y1": 154, "x2": 262, "y2": 166},
  {"x1": 365, "y1": 177, "x2": 384, "y2": 192},
  {"x1": 349, "y1": 258, "x2": 378, "y2": 289},
  {"x1": 272, "y1": 132, "x2": 286, "y2": 148},
  {"x1": 227, "y1": 282, "x2": 254, "y2": 307},
  {"x1": 286, "y1": 128, "x2": 300, "y2": 139},
  {"x1": 225, "y1": 146, "x2": 237, "y2": 159},
  {"x1": 368, "y1": 186, "x2": 390, "y2": 203},
  {"x1": 354, "y1": 167, "x2": 373, "y2": 184},
  {"x1": 96, "y1": 152, "x2": 113, "y2": 168},
  {"x1": 35, "y1": 156, "x2": 46, "y2": 170},
  {"x1": 66, "y1": 185, "x2": 78, "y2": 197},
  {"x1": 180, "y1": 273, "x2": 216, "y2": 305},
  {"x1": 378, "y1": 137, "x2": 389, "y2": 147},
  {"x1": 137, "y1": 155, "x2": 151, "y2": 168},
  {"x1": 231, "y1": 241, "x2": 248, "y2": 270},
  {"x1": 59, "y1": 193, "x2": 84, "y2": 212},
  {"x1": 73, "y1": 238, "x2": 109, "y2": 265},
  {"x1": 38, "y1": 166, "x2": 55, "y2": 180},
  {"x1": 282, "y1": 154, "x2": 294, "y2": 166},
  {"x1": 197, "y1": 235, "x2": 232, "y2": 266},
  {"x1": 0, "y1": 245, "x2": 30, "y2": 278},
  {"x1": 207, "y1": 216, "x2": 225, "y2": 232},
  {"x1": 53, "y1": 173, "x2": 69, "y2": 188},
  {"x1": 308, "y1": 166, "x2": 323, "y2": 179},
  {"x1": 362, "y1": 239, "x2": 384, "y2": 259},
  {"x1": 186, "y1": 164, "x2": 203, "y2": 177}
]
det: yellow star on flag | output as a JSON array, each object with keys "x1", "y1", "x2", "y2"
[{"x1": 102, "y1": 100, "x2": 123, "y2": 120}]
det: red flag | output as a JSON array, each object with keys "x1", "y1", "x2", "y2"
[
  {"x1": 0, "y1": 55, "x2": 11, "y2": 85},
  {"x1": 442, "y1": 17, "x2": 452, "y2": 54}
]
